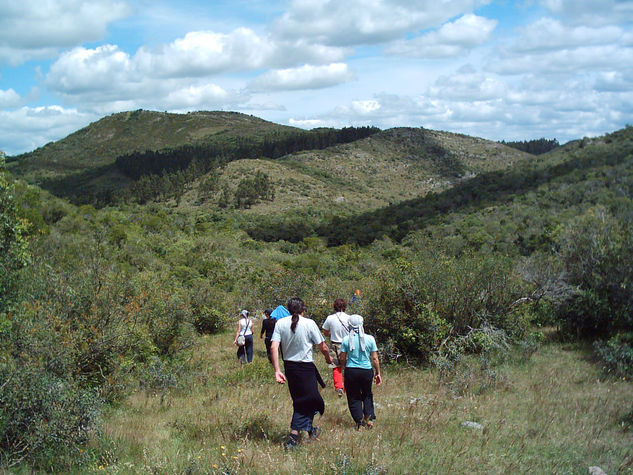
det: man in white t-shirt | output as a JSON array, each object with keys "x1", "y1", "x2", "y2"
[{"x1": 322, "y1": 298, "x2": 350, "y2": 396}]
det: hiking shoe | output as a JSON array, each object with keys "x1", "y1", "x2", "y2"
[
  {"x1": 355, "y1": 420, "x2": 366, "y2": 431},
  {"x1": 285, "y1": 435, "x2": 299, "y2": 450},
  {"x1": 337, "y1": 388, "x2": 344, "y2": 397},
  {"x1": 308, "y1": 425, "x2": 321, "y2": 440}
]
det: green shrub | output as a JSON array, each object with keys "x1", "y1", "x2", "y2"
[
  {"x1": 554, "y1": 207, "x2": 633, "y2": 338},
  {"x1": 0, "y1": 163, "x2": 31, "y2": 314},
  {"x1": 193, "y1": 306, "x2": 226, "y2": 334},
  {"x1": 0, "y1": 357, "x2": 101, "y2": 469},
  {"x1": 593, "y1": 333, "x2": 633, "y2": 379},
  {"x1": 365, "y1": 252, "x2": 526, "y2": 360},
  {"x1": 431, "y1": 325, "x2": 512, "y2": 395}
]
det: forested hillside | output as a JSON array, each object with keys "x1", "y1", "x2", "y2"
[{"x1": 1, "y1": 117, "x2": 632, "y2": 472}]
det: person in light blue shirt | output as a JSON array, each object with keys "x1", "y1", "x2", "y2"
[{"x1": 339, "y1": 314, "x2": 382, "y2": 430}]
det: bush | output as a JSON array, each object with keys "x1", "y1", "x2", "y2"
[
  {"x1": 555, "y1": 207, "x2": 633, "y2": 338},
  {"x1": 593, "y1": 333, "x2": 633, "y2": 379},
  {"x1": 0, "y1": 162, "x2": 31, "y2": 314},
  {"x1": 364, "y1": 252, "x2": 526, "y2": 361},
  {"x1": 193, "y1": 306, "x2": 226, "y2": 334},
  {"x1": 431, "y1": 325, "x2": 512, "y2": 395},
  {"x1": 0, "y1": 364, "x2": 101, "y2": 469}
]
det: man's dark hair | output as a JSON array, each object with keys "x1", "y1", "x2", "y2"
[{"x1": 333, "y1": 298, "x2": 347, "y2": 312}]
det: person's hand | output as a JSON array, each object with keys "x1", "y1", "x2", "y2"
[
  {"x1": 374, "y1": 374, "x2": 382, "y2": 386},
  {"x1": 233, "y1": 340, "x2": 237, "y2": 346},
  {"x1": 275, "y1": 371, "x2": 287, "y2": 384}
]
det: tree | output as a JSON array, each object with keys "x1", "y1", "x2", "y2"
[{"x1": 0, "y1": 157, "x2": 30, "y2": 314}]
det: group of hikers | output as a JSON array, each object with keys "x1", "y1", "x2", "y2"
[{"x1": 232, "y1": 297, "x2": 382, "y2": 449}]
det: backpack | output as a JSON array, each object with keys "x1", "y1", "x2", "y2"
[{"x1": 237, "y1": 318, "x2": 250, "y2": 346}]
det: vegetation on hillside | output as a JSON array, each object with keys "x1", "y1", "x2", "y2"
[
  {"x1": 500, "y1": 137, "x2": 560, "y2": 155},
  {"x1": 1, "y1": 119, "x2": 633, "y2": 471}
]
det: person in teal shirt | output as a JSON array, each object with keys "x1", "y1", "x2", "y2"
[{"x1": 339, "y1": 314, "x2": 382, "y2": 430}]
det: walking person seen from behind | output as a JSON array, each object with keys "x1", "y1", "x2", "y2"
[
  {"x1": 322, "y1": 298, "x2": 350, "y2": 397},
  {"x1": 339, "y1": 314, "x2": 382, "y2": 430},
  {"x1": 234, "y1": 310, "x2": 253, "y2": 364},
  {"x1": 260, "y1": 308, "x2": 276, "y2": 363},
  {"x1": 270, "y1": 297, "x2": 333, "y2": 449}
]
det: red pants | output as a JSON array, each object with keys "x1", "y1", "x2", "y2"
[{"x1": 333, "y1": 366, "x2": 344, "y2": 391}]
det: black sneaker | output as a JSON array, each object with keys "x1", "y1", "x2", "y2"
[
  {"x1": 285, "y1": 434, "x2": 299, "y2": 450},
  {"x1": 308, "y1": 425, "x2": 321, "y2": 440}
]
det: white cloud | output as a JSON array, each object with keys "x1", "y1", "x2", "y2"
[
  {"x1": 295, "y1": 58, "x2": 633, "y2": 143},
  {"x1": 428, "y1": 66, "x2": 507, "y2": 101},
  {"x1": 273, "y1": 0, "x2": 490, "y2": 46},
  {"x1": 491, "y1": 44, "x2": 633, "y2": 75},
  {"x1": 288, "y1": 118, "x2": 329, "y2": 128},
  {"x1": 594, "y1": 71, "x2": 633, "y2": 92},
  {"x1": 133, "y1": 29, "x2": 346, "y2": 78},
  {"x1": 513, "y1": 18, "x2": 623, "y2": 52},
  {"x1": 162, "y1": 84, "x2": 245, "y2": 110},
  {"x1": 249, "y1": 63, "x2": 353, "y2": 91},
  {"x1": 47, "y1": 45, "x2": 133, "y2": 93},
  {"x1": 0, "y1": 0, "x2": 131, "y2": 65},
  {"x1": 0, "y1": 106, "x2": 95, "y2": 155},
  {"x1": 45, "y1": 27, "x2": 349, "y2": 108},
  {"x1": 0, "y1": 89, "x2": 21, "y2": 108},
  {"x1": 45, "y1": 44, "x2": 247, "y2": 114},
  {"x1": 134, "y1": 29, "x2": 275, "y2": 77},
  {"x1": 387, "y1": 14, "x2": 497, "y2": 58},
  {"x1": 538, "y1": 0, "x2": 633, "y2": 26}
]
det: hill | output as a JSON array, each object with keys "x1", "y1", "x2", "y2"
[
  {"x1": 10, "y1": 110, "x2": 295, "y2": 175},
  {"x1": 246, "y1": 126, "x2": 633, "y2": 244},
  {"x1": 7, "y1": 110, "x2": 298, "y2": 200},
  {"x1": 7, "y1": 111, "x2": 531, "y2": 210}
]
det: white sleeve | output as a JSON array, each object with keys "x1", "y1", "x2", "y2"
[{"x1": 310, "y1": 320, "x2": 324, "y2": 344}]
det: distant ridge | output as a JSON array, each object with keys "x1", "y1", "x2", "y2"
[
  {"x1": 10, "y1": 110, "x2": 297, "y2": 176},
  {"x1": 7, "y1": 110, "x2": 533, "y2": 210}
]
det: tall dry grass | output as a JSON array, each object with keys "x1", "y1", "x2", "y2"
[{"x1": 98, "y1": 322, "x2": 633, "y2": 474}]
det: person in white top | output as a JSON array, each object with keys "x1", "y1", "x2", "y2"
[
  {"x1": 322, "y1": 298, "x2": 350, "y2": 396},
  {"x1": 233, "y1": 309, "x2": 253, "y2": 363},
  {"x1": 271, "y1": 297, "x2": 333, "y2": 450}
]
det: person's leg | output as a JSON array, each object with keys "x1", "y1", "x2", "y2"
[
  {"x1": 344, "y1": 368, "x2": 364, "y2": 426},
  {"x1": 359, "y1": 369, "x2": 375, "y2": 423},
  {"x1": 245, "y1": 335, "x2": 253, "y2": 362},
  {"x1": 265, "y1": 338, "x2": 272, "y2": 363},
  {"x1": 287, "y1": 411, "x2": 314, "y2": 448},
  {"x1": 332, "y1": 366, "x2": 344, "y2": 393},
  {"x1": 330, "y1": 342, "x2": 344, "y2": 392},
  {"x1": 237, "y1": 345, "x2": 245, "y2": 363}
]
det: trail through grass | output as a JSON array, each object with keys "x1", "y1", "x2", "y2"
[{"x1": 99, "y1": 324, "x2": 633, "y2": 474}]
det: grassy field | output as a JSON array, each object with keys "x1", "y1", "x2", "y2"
[{"x1": 96, "y1": 323, "x2": 633, "y2": 474}]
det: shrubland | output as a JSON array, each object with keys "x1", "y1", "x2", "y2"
[{"x1": 1, "y1": 125, "x2": 633, "y2": 471}]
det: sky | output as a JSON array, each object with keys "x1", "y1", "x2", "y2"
[{"x1": 1, "y1": 0, "x2": 632, "y2": 156}]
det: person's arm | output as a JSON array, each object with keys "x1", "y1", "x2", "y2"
[
  {"x1": 318, "y1": 341, "x2": 333, "y2": 365},
  {"x1": 271, "y1": 341, "x2": 286, "y2": 383},
  {"x1": 260, "y1": 320, "x2": 265, "y2": 338},
  {"x1": 371, "y1": 351, "x2": 382, "y2": 385},
  {"x1": 323, "y1": 329, "x2": 331, "y2": 337},
  {"x1": 339, "y1": 350, "x2": 347, "y2": 367}
]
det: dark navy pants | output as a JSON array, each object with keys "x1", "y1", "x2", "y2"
[
  {"x1": 344, "y1": 367, "x2": 375, "y2": 423},
  {"x1": 237, "y1": 334, "x2": 253, "y2": 363}
]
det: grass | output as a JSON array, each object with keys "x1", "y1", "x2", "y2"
[{"x1": 94, "y1": 323, "x2": 633, "y2": 474}]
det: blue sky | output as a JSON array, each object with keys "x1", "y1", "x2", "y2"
[{"x1": 1, "y1": 0, "x2": 632, "y2": 155}]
